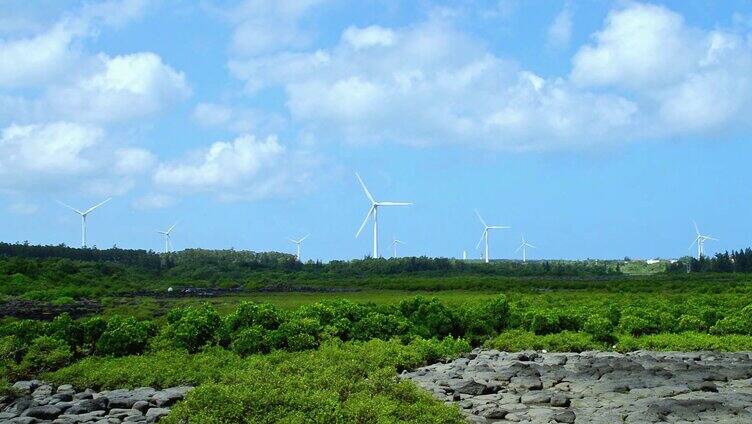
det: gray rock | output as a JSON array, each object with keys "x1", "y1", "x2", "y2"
[
  {"x1": 553, "y1": 410, "x2": 576, "y2": 423},
  {"x1": 132, "y1": 400, "x2": 151, "y2": 413},
  {"x1": 145, "y1": 407, "x2": 170, "y2": 422},
  {"x1": 23, "y1": 404, "x2": 64, "y2": 419},
  {"x1": 12, "y1": 381, "x2": 40, "y2": 395}
]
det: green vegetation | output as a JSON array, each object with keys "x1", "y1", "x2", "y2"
[{"x1": 4, "y1": 243, "x2": 752, "y2": 422}]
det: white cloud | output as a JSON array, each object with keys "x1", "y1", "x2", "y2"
[
  {"x1": 232, "y1": 20, "x2": 638, "y2": 150},
  {"x1": 7, "y1": 202, "x2": 38, "y2": 215},
  {"x1": 114, "y1": 147, "x2": 157, "y2": 175},
  {"x1": 153, "y1": 134, "x2": 320, "y2": 201},
  {"x1": 342, "y1": 26, "x2": 396, "y2": 50},
  {"x1": 0, "y1": 122, "x2": 101, "y2": 177},
  {"x1": 192, "y1": 102, "x2": 285, "y2": 134},
  {"x1": 48, "y1": 52, "x2": 190, "y2": 123},
  {"x1": 229, "y1": 0, "x2": 329, "y2": 56},
  {"x1": 547, "y1": 7, "x2": 573, "y2": 48},
  {"x1": 571, "y1": 3, "x2": 700, "y2": 89},
  {"x1": 571, "y1": 3, "x2": 752, "y2": 134},
  {"x1": 133, "y1": 193, "x2": 175, "y2": 210},
  {"x1": 0, "y1": 22, "x2": 80, "y2": 87}
]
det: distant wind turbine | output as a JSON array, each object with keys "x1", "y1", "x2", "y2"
[
  {"x1": 157, "y1": 223, "x2": 178, "y2": 253},
  {"x1": 689, "y1": 221, "x2": 717, "y2": 258},
  {"x1": 58, "y1": 198, "x2": 112, "y2": 248},
  {"x1": 515, "y1": 235, "x2": 536, "y2": 263},
  {"x1": 391, "y1": 237, "x2": 405, "y2": 258},
  {"x1": 288, "y1": 234, "x2": 310, "y2": 261},
  {"x1": 475, "y1": 210, "x2": 510, "y2": 263},
  {"x1": 355, "y1": 173, "x2": 412, "y2": 258}
]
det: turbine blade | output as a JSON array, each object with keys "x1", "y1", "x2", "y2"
[
  {"x1": 355, "y1": 172, "x2": 376, "y2": 204},
  {"x1": 488, "y1": 225, "x2": 510, "y2": 229},
  {"x1": 84, "y1": 197, "x2": 112, "y2": 215},
  {"x1": 355, "y1": 206, "x2": 375, "y2": 238},
  {"x1": 527, "y1": 243, "x2": 537, "y2": 249},
  {"x1": 693, "y1": 221, "x2": 700, "y2": 236},
  {"x1": 167, "y1": 222, "x2": 178, "y2": 234},
  {"x1": 287, "y1": 237, "x2": 297, "y2": 243},
  {"x1": 299, "y1": 233, "x2": 310, "y2": 242},
  {"x1": 706, "y1": 236, "x2": 719, "y2": 241},
  {"x1": 515, "y1": 244, "x2": 523, "y2": 252},
  {"x1": 475, "y1": 210, "x2": 487, "y2": 228},
  {"x1": 57, "y1": 201, "x2": 83, "y2": 215},
  {"x1": 476, "y1": 229, "x2": 486, "y2": 250},
  {"x1": 689, "y1": 238, "x2": 698, "y2": 249},
  {"x1": 376, "y1": 201, "x2": 413, "y2": 206}
]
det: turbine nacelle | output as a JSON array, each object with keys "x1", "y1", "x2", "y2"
[{"x1": 354, "y1": 173, "x2": 412, "y2": 259}]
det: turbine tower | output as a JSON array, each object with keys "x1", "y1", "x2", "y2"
[
  {"x1": 58, "y1": 198, "x2": 112, "y2": 248},
  {"x1": 288, "y1": 234, "x2": 310, "y2": 261},
  {"x1": 689, "y1": 221, "x2": 717, "y2": 258},
  {"x1": 355, "y1": 173, "x2": 412, "y2": 258},
  {"x1": 475, "y1": 210, "x2": 510, "y2": 263},
  {"x1": 391, "y1": 237, "x2": 405, "y2": 258},
  {"x1": 157, "y1": 223, "x2": 177, "y2": 253},
  {"x1": 515, "y1": 234, "x2": 536, "y2": 263}
]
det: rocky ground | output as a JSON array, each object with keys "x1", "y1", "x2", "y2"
[
  {"x1": 0, "y1": 381, "x2": 192, "y2": 423},
  {"x1": 401, "y1": 350, "x2": 752, "y2": 424}
]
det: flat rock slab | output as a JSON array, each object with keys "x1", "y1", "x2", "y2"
[{"x1": 401, "y1": 350, "x2": 752, "y2": 424}]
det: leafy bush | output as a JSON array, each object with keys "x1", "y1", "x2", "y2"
[
  {"x1": 677, "y1": 314, "x2": 705, "y2": 332},
  {"x1": 617, "y1": 332, "x2": 752, "y2": 351},
  {"x1": 399, "y1": 297, "x2": 458, "y2": 339},
  {"x1": 231, "y1": 325, "x2": 271, "y2": 356},
  {"x1": 96, "y1": 316, "x2": 153, "y2": 356},
  {"x1": 351, "y1": 311, "x2": 409, "y2": 341},
  {"x1": 46, "y1": 313, "x2": 82, "y2": 350},
  {"x1": 18, "y1": 336, "x2": 72, "y2": 375},
  {"x1": 272, "y1": 317, "x2": 323, "y2": 351},
  {"x1": 583, "y1": 314, "x2": 614, "y2": 342},
  {"x1": 161, "y1": 304, "x2": 226, "y2": 353},
  {"x1": 224, "y1": 302, "x2": 283, "y2": 333}
]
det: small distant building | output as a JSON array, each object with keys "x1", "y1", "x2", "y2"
[{"x1": 646, "y1": 259, "x2": 661, "y2": 265}]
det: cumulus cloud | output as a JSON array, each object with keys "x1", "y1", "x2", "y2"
[
  {"x1": 342, "y1": 26, "x2": 396, "y2": 50},
  {"x1": 572, "y1": 2, "x2": 752, "y2": 134},
  {"x1": 231, "y1": 20, "x2": 638, "y2": 150},
  {"x1": 229, "y1": 0, "x2": 329, "y2": 56},
  {"x1": 114, "y1": 147, "x2": 157, "y2": 175},
  {"x1": 0, "y1": 122, "x2": 102, "y2": 177},
  {"x1": 0, "y1": 22, "x2": 81, "y2": 87},
  {"x1": 48, "y1": 52, "x2": 190, "y2": 123},
  {"x1": 153, "y1": 134, "x2": 320, "y2": 201},
  {"x1": 547, "y1": 6, "x2": 573, "y2": 48},
  {"x1": 193, "y1": 102, "x2": 285, "y2": 134}
]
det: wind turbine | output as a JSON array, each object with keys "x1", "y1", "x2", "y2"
[
  {"x1": 391, "y1": 237, "x2": 405, "y2": 258},
  {"x1": 355, "y1": 173, "x2": 412, "y2": 258},
  {"x1": 689, "y1": 221, "x2": 717, "y2": 258},
  {"x1": 157, "y1": 223, "x2": 177, "y2": 253},
  {"x1": 515, "y1": 235, "x2": 536, "y2": 263},
  {"x1": 288, "y1": 234, "x2": 310, "y2": 261},
  {"x1": 475, "y1": 210, "x2": 510, "y2": 263},
  {"x1": 58, "y1": 198, "x2": 112, "y2": 248}
]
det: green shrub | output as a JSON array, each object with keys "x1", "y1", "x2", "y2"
[
  {"x1": 619, "y1": 314, "x2": 659, "y2": 336},
  {"x1": 224, "y1": 302, "x2": 283, "y2": 333},
  {"x1": 399, "y1": 297, "x2": 458, "y2": 339},
  {"x1": 18, "y1": 336, "x2": 72, "y2": 375},
  {"x1": 617, "y1": 332, "x2": 752, "y2": 351},
  {"x1": 485, "y1": 329, "x2": 603, "y2": 352},
  {"x1": 677, "y1": 314, "x2": 705, "y2": 332},
  {"x1": 96, "y1": 316, "x2": 153, "y2": 356},
  {"x1": 162, "y1": 304, "x2": 225, "y2": 353},
  {"x1": 272, "y1": 317, "x2": 323, "y2": 351},
  {"x1": 46, "y1": 313, "x2": 82, "y2": 350},
  {"x1": 231, "y1": 325, "x2": 271, "y2": 356},
  {"x1": 583, "y1": 314, "x2": 614, "y2": 342},
  {"x1": 351, "y1": 311, "x2": 409, "y2": 341}
]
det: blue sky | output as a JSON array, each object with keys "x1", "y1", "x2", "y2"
[{"x1": 2, "y1": 0, "x2": 752, "y2": 261}]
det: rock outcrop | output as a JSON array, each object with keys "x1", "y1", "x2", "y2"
[
  {"x1": 401, "y1": 350, "x2": 752, "y2": 423},
  {"x1": 0, "y1": 381, "x2": 192, "y2": 423}
]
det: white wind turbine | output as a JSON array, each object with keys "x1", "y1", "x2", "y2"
[
  {"x1": 689, "y1": 221, "x2": 718, "y2": 258},
  {"x1": 515, "y1": 235, "x2": 536, "y2": 263},
  {"x1": 355, "y1": 173, "x2": 412, "y2": 259},
  {"x1": 391, "y1": 237, "x2": 405, "y2": 258},
  {"x1": 475, "y1": 210, "x2": 510, "y2": 263},
  {"x1": 288, "y1": 234, "x2": 310, "y2": 261},
  {"x1": 58, "y1": 198, "x2": 112, "y2": 248},
  {"x1": 157, "y1": 223, "x2": 177, "y2": 253}
]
